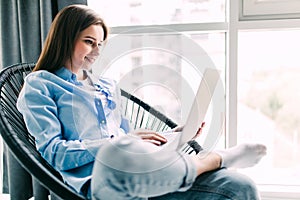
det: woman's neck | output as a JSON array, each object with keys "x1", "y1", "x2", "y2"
[{"x1": 77, "y1": 69, "x2": 88, "y2": 81}]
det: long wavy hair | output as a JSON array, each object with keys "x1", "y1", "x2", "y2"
[{"x1": 33, "y1": 5, "x2": 109, "y2": 72}]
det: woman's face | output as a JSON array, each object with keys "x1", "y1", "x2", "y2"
[{"x1": 66, "y1": 24, "x2": 104, "y2": 74}]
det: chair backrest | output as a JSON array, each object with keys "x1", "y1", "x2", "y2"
[
  {"x1": 0, "y1": 63, "x2": 86, "y2": 199},
  {"x1": 0, "y1": 63, "x2": 177, "y2": 199},
  {"x1": 121, "y1": 89, "x2": 177, "y2": 132}
]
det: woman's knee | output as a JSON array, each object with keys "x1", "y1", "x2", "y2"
[
  {"x1": 91, "y1": 136, "x2": 194, "y2": 199},
  {"x1": 94, "y1": 135, "x2": 185, "y2": 173}
]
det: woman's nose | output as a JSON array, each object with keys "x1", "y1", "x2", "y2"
[{"x1": 93, "y1": 45, "x2": 100, "y2": 56}]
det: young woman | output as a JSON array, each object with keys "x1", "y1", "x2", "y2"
[{"x1": 17, "y1": 5, "x2": 266, "y2": 200}]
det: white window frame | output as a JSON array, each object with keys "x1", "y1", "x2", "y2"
[
  {"x1": 240, "y1": 0, "x2": 300, "y2": 20},
  {"x1": 88, "y1": 0, "x2": 300, "y2": 199}
]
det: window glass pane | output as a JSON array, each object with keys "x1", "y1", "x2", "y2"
[
  {"x1": 238, "y1": 30, "x2": 300, "y2": 186},
  {"x1": 92, "y1": 32, "x2": 225, "y2": 148},
  {"x1": 88, "y1": 0, "x2": 226, "y2": 26}
]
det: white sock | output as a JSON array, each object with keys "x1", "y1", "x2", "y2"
[{"x1": 216, "y1": 143, "x2": 267, "y2": 168}]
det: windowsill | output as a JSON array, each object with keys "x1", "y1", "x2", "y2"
[{"x1": 259, "y1": 185, "x2": 300, "y2": 200}]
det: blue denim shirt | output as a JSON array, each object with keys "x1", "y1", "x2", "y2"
[{"x1": 17, "y1": 67, "x2": 131, "y2": 194}]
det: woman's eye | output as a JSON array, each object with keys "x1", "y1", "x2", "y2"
[{"x1": 84, "y1": 40, "x2": 94, "y2": 45}]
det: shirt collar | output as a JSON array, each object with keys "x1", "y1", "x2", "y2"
[{"x1": 54, "y1": 67, "x2": 82, "y2": 86}]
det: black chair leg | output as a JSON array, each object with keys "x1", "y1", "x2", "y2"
[
  {"x1": 33, "y1": 177, "x2": 50, "y2": 200},
  {"x1": 8, "y1": 151, "x2": 33, "y2": 200}
]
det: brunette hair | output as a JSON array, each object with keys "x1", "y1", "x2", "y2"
[{"x1": 33, "y1": 5, "x2": 108, "y2": 72}]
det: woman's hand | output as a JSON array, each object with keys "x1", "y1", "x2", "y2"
[{"x1": 133, "y1": 129, "x2": 167, "y2": 146}]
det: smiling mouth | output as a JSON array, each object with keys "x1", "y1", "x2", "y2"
[{"x1": 85, "y1": 56, "x2": 96, "y2": 63}]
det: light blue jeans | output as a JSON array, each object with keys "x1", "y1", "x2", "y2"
[{"x1": 90, "y1": 136, "x2": 260, "y2": 200}]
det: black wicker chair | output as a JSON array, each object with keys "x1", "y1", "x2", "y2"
[{"x1": 0, "y1": 63, "x2": 177, "y2": 199}]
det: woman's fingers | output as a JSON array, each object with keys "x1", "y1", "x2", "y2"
[
  {"x1": 143, "y1": 139, "x2": 164, "y2": 146},
  {"x1": 134, "y1": 130, "x2": 167, "y2": 146}
]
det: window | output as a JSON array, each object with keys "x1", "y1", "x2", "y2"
[
  {"x1": 88, "y1": 0, "x2": 300, "y2": 199},
  {"x1": 89, "y1": 0, "x2": 226, "y2": 26},
  {"x1": 89, "y1": 0, "x2": 226, "y2": 145},
  {"x1": 238, "y1": 29, "x2": 300, "y2": 193},
  {"x1": 92, "y1": 32, "x2": 225, "y2": 125}
]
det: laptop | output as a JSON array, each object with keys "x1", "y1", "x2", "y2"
[{"x1": 162, "y1": 68, "x2": 220, "y2": 151}]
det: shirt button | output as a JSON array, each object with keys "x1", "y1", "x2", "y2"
[{"x1": 101, "y1": 120, "x2": 105, "y2": 124}]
